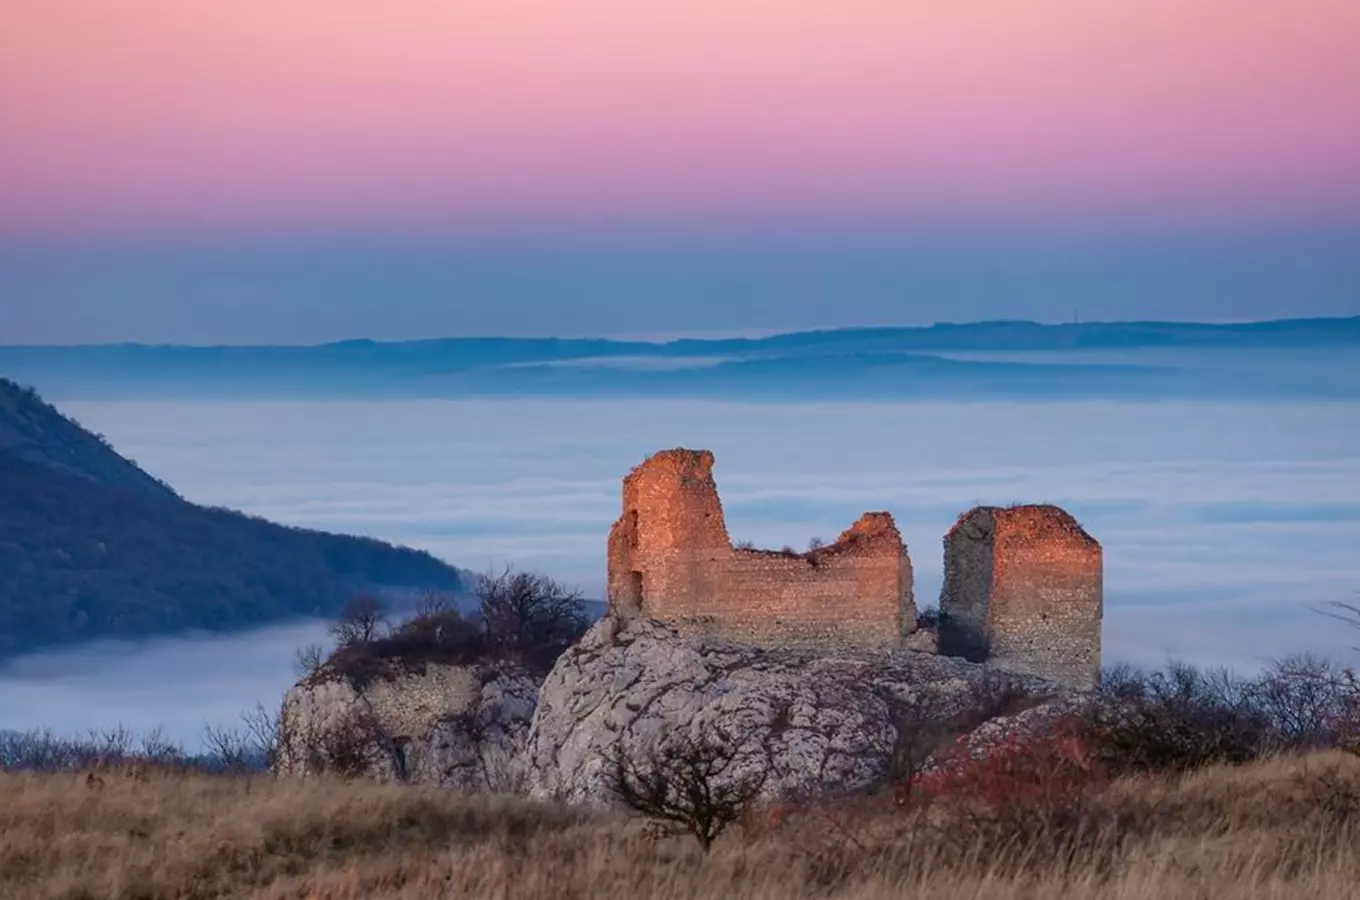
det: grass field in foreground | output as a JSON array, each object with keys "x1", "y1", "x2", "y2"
[{"x1": 2, "y1": 752, "x2": 1358, "y2": 900}]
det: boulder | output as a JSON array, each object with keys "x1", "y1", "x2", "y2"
[
  {"x1": 277, "y1": 659, "x2": 540, "y2": 791},
  {"x1": 524, "y1": 614, "x2": 1070, "y2": 805}
]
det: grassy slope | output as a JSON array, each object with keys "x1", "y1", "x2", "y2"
[{"x1": 1, "y1": 753, "x2": 1357, "y2": 899}]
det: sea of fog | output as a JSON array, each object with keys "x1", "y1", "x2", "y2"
[{"x1": 4, "y1": 397, "x2": 1359, "y2": 748}]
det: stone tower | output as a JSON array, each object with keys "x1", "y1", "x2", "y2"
[
  {"x1": 939, "y1": 505, "x2": 1102, "y2": 688},
  {"x1": 607, "y1": 448, "x2": 731, "y2": 616}
]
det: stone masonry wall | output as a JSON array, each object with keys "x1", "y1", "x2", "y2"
[
  {"x1": 940, "y1": 505, "x2": 1102, "y2": 688},
  {"x1": 608, "y1": 449, "x2": 917, "y2": 649}
]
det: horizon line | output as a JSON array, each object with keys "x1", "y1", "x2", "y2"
[{"x1": 3, "y1": 314, "x2": 1357, "y2": 352}]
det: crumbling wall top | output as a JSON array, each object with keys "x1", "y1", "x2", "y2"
[
  {"x1": 947, "y1": 504, "x2": 1099, "y2": 549},
  {"x1": 623, "y1": 448, "x2": 716, "y2": 487}
]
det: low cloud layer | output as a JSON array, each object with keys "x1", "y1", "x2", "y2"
[{"x1": 4, "y1": 396, "x2": 1357, "y2": 748}]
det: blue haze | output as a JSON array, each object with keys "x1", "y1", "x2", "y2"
[{"x1": 2, "y1": 230, "x2": 1358, "y2": 344}]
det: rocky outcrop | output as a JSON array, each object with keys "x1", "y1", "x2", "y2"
[
  {"x1": 278, "y1": 660, "x2": 540, "y2": 791},
  {"x1": 524, "y1": 614, "x2": 1070, "y2": 805}
]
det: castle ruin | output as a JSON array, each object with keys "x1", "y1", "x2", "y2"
[
  {"x1": 607, "y1": 449, "x2": 916, "y2": 649},
  {"x1": 606, "y1": 448, "x2": 1103, "y2": 688},
  {"x1": 939, "y1": 505, "x2": 1103, "y2": 688}
]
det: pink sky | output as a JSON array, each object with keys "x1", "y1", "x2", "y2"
[{"x1": 2, "y1": 1, "x2": 1358, "y2": 235}]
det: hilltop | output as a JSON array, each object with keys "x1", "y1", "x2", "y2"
[{"x1": 0, "y1": 378, "x2": 465, "y2": 660}]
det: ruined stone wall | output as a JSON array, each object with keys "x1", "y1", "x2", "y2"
[
  {"x1": 940, "y1": 505, "x2": 1102, "y2": 688},
  {"x1": 608, "y1": 449, "x2": 916, "y2": 649},
  {"x1": 609, "y1": 449, "x2": 1102, "y2": 682}
]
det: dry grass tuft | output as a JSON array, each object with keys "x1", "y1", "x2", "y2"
[{"x1": 3, "y1": 754, "x2": 1359, "y2": 899}]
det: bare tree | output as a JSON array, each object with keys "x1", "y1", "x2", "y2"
[
  {"x1": 1310, "y1": 598, "x2": 1360, "y2": 756},
  {"x1": 1248, "y1": 654, "x2": 1353, "y2": 751},
  {"x1": 415, "y1": 589, "x2": 455, "y2": 618},
  {"x1": 292, "y1": 642, "x2": 328, "y2": 678},
  {"x1": 1339, "y1": 672, "x2": 1360, "y2": 758},
  {"x1": 604, "y1": 722, "x2": 768, "y2": 853},
  {"x1": 200, "y1": 704, "x2": 286, "y2": 773},
  {"x1": 1, "y1": 726, "x2": 192, "y2": 775},
  {"x1": 277, "y1": 704, "x2": 384, "y2": 779},
  {"x1": 201, "y1": 723, "x2": 256, "y2": 773},
  {"x1": 476, "y1": 566, "x2": 588, "y2": 659},
  {"x1": 1316, "y1": 600, "x2": 1360, "y2": 651},
  {"x1": 241, "y1": 703, "x2": 285, "y2": 769},
  {"x1": 330, "y1": 595, "x2": 388, "y2": 647},
  {"x1": 880, "y1": 687, "x2": 959, "y2": 805}
]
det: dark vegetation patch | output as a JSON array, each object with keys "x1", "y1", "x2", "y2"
[
  {"x1": 0, "y1": 379, "x2": 464, "y2": 660},
  {"x1": 303, "y1": 567, "x2": 591, "y2": 689}
]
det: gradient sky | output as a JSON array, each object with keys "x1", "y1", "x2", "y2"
[{"x1": 1, "y1": 2, "x2": 1358, "y2": 340}]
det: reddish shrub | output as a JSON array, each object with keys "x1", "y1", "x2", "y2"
[{"x1": 904, "y1": 716, "x2": 1106, "y2": 816}]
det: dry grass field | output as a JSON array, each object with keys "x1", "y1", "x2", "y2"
[{"x1": 2, "y1": 752, "x2": 1358, "y2": 900}]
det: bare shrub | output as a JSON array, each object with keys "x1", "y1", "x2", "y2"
[
  {"x1": 605, "y1": 722, "x2": 768, "y2": 853},
  {"x1": 881, "y1": 687, "x2": 962, "y2": 803},
  {"x1": 201, "y1": 704, "x2": 285, "y2": 774},
  {"x1": 306, "y1": 707, "x2": 383, "y2": 779},
  {"x1": 476, "y1": 566, "x2": 589, "y2": 671},
  {"x1": 330, "y1": 594, "x2": 388, "y2": 648},
  {"x1": 0, "y1": 726, "x2": 196, "y2": 775},
  {"x1": 201, "y1": 724, "x2": 258, "y2": 773},
  {"x1": 292, "y1": 642, "x2": 327, "y2": 678},
  {"x1": 1084, "y1": 662, "x2": 1272, "y2": 775},
  {"x1": 1308, "y1": 600, "x2": 1360, "y2": 757},
  {"x1": 1, "y1": 729, "x2": 74, "y2": 772},
  {"x1": 1316, "y1": 600, "x2": 1360, "y2": 650},
  {"x1": 390, "y1": 605, "x2": 482, "y2": 651},
  {"x1": 1250, "y1": 654, "x2": 1357, "y2": 752},
  {"x1": 806, "y1": 536, "x2": 826, "y2": 552},
  {"x1": 415, "y1": 589, "x2": 455, "y2": 618},
  {"x1": 440, "y1": 707, "x2": 530, "y2": 793},
  {"x1": 882, "y1": 672, "x2": 1048, "y2": 807},
  {"x1": 318, "y1": 606, "x2": 489, "y2": 692},
  {"x1": 1083, "y1": 657, "x2": 1360, "y2": 775},
  {"x1": 1334, "y1": 668, "x2": 1360, "y2": 758}
]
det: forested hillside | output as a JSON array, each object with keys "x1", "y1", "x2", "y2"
[{"x1": 0, "y1": 378, "x2": 463, "y2": 659}]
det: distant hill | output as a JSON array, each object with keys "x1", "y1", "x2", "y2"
[
  {"x1": 0, "y1": 378, "x2": 465, "y2": 660},
  {"x1": 2, "y1": 316, "x2": 1357, "y2": 401}
]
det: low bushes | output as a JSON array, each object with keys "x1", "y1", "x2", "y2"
[
  {"x1": 909, "y1": 716, "x2": 1105, "y2": 816},
  {"x1": 608, "y1": 654, "x2": 1360, "y2": 863},
  {"x1": 1081, "y1": 656, "x2": 1360, "y2": 776},
  {"x1": 309, "y1": 567, "x2": 591, "y2": 689}
]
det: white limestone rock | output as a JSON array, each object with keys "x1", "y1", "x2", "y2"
[
  {"x1": 277, "y1": 659, "x2": 541, "y2": 791},
  {"x1": 524, "y1": 614, "x2": 1068, "y2": 804}
]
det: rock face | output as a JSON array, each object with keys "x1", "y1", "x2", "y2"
[
  {"x1": 525, "y1": 614, "x2": 1068, "y2": 805},
  {"x1": 278, "y1": 660, "x2": 540, "y2": 791}
]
